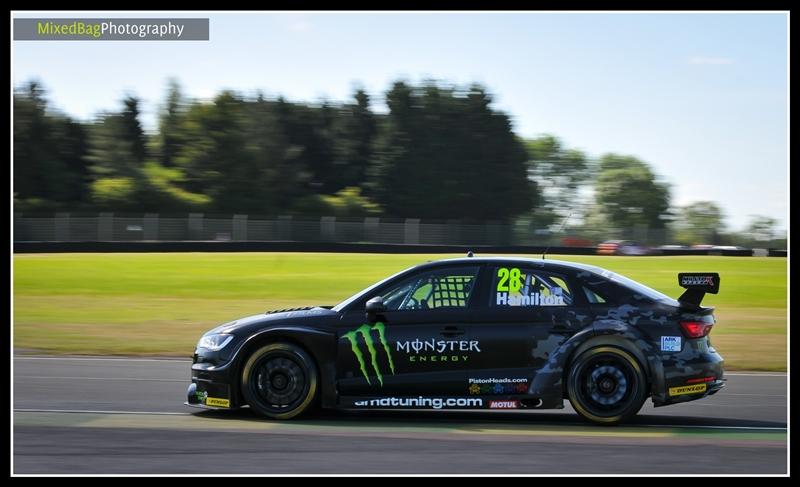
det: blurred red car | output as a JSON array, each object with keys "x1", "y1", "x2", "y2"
[
  {"x1": 597, "y1": 240, "x2": 649, "y2": 256},
  {"x1": 561, "y1": 236, "x2": 593, "y2": 247}
]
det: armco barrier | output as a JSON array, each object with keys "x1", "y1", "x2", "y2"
[
  {"x1": 12, "y1": 241, "x2": 783, "y2": 256},
  {"x1": 657, "y1": 248, "x2": 754, "y2": 257},
  {"x1": 12, "y1": 241, "x2": 593, "y2": 254},
  {"x1": 15, "y1": 214, "x2": 786, "y2": 255}
]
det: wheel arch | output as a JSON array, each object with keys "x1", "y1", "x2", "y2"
[
  {"x1": 232, "y1": 327, "x2": 337, "y2": 409},
  {"x1": 567, "y1": 335, "x2": 650, "y2": 380},
  {"x1": 563, "y1": 322, "x2": 662, "y2": 401}
]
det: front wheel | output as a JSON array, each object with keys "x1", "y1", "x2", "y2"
[
  {"x1": 567, "y1": 346, "x2": 647, "y2": 425},
  {"x1": 240, "y1": 343, "x2": 318, "y2": 420}
]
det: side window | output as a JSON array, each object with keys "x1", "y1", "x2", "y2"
[
  {"x1": 380, "y1": 266, "x2": 479, "y2": 311},
  {"x1": 490, "y1": 267, "x2": 573, "y2": 307},
  {"x1": 580, "y1": 274, "x2": 619, "y2": 305},
  {"x1": 583, "y1": 286, "x2": 607, "y2": 304}
]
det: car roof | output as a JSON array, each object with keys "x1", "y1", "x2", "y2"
[{"x1": 413, "y1": 256, "x2": 607, "y2": 275}]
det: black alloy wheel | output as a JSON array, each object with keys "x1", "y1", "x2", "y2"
[
  {"x1": 567, "y1": 346, "x2": 648, "y2": 425},
  {"x1": 241, "y1": 343, "x2": 318, "y2": 419}
]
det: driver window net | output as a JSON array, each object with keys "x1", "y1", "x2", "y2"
[{"x1": 430, "y1": 275, "x2": 474, "y2": 308}]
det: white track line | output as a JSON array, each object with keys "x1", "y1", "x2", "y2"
[
  {"x1": 12, "y1": 358, "x2": 790, "y2": 375},
  {"x1": 723, "y1": 393, "x2": 787, "y2": 397},
  {"x1": 16, "y1": 376, "x2": 186, "y2": 382},
  {"x1": 14, "y1": 408, "x2": 190, "y2": 415},
  {"x1": 637, "y1": 423, "x2": 786, "y2": 431},
  {"x1": 685, "y1": 402, "x2": 785, "y2": 408},
  {"x1": 725, "y1": 373, "x2": 787, "y2": 377},
  {"x1": 13, "y1": 409, "x2": 786, "y2": 431},
  {"x1": 14, "y1": 356, "x2": 191, "y2": 363}
]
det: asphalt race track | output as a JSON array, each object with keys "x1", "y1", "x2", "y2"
[{"x1": 13, "y1": 355, "x2": 787, "y2": 474}]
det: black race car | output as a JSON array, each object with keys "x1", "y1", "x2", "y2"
[{"x1": 186, "y1": 256, "x2": 724, "y2": 425}]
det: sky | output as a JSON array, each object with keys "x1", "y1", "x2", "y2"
[{"x1": 12, "y1": 11, "x2": 788, "y2": 232}]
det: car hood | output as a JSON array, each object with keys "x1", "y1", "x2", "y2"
[{"x1": 204, "y1": 306, "x2": 340, "y2": 336}]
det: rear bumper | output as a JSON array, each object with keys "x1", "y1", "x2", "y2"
[
  {"x1": 659, "y1": 378, "x2": 726, "y2": 406},
  {"x1": 653, "y1": 340, "x2": 725, "y2": 407}
]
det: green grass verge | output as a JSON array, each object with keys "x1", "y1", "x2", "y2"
[{"x1": 13, "y1": 253, "x2": 787, "y2": 370}]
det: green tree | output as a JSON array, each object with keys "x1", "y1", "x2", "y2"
[
  {"x1": 14, "y1": 81, "x2": 91, "y2": 206},
  {"x1": 293, "y1": 186, "x2": 381, "y2": 217},
  {"x1": 272, "y1": 97, "x2": 339, "y2": 196},
  {"x1": 90, "y1": 177, "x2": 137, "y2": 208},
  {"x1": 173, "y1": 92, "x2": 318, "y2": 213},
  {"x1": 331, "y1": 89, "x2": 378, "y2": 192},
  {"x1": 373, "y1": 81, "x2": 534, "y2": 220},
  {"x1": 86, "y1": 96, "x2": 156, "y2": 209},
  {"x1": 158, "y1": 79, "x2": 186, "y2": 167},
  {"x1": 87, "y1": 96, "x2": 148, "y2": 180},
  {"x1": 674, "y1": 201, "x2": 725, "y2": 244},
  {"x1": 173, "y1": 91, "x2": 256, "y2": 212},
  {"x1": 121, "y1": 96, "x2": 147, "y2": 163},
  {"x1": 525, "y1": 135, "x2": 591, "y2": 227},
  {"x1": 593, "y1": 154, "x2": 671, "y2": 231},
  {"x1": 745, "y1": 215, "x2": 778, "y2": 242}
]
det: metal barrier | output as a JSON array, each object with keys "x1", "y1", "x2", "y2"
[
  {"x1": 12, "y1": 213, "x2": 785, "y2": 256},
  {"x1": 14, "y1": 213, "x2": 523, "y2": 246}
]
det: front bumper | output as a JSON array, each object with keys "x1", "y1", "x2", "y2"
[
  {"x1": 186, "y1": 353, "x2": 240, "y2": 410},
  {"x1": 185, "y1": 382, "x2": 236, "y2": 410}
]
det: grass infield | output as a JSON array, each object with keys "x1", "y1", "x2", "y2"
[{"x1": 13, "y1": 253, "x2": 787, "y2": 370}]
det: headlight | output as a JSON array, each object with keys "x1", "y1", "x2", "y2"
[{"x1": 197, "y1": 334, "x2": 234, "y2": 351}]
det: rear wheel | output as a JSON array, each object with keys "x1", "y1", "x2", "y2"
[
  {"x1": 241, "y1": 343, "x2": 318, "y2": 420},
  {"x1": 567, "y1": 346, "x2": 647, "y2": 425}
]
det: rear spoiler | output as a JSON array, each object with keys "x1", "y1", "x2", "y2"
[{"x1": 677, "y1": 273, "x2": 720, "y2": 309}]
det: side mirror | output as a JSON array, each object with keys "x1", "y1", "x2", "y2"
[{"x1": 365, "y1": 296, "x2": 386, "y2": 321}]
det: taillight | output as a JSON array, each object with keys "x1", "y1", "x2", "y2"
[
  {"x1": 686, "y1": 376, "x2": 716, "y2": 384},
  {"x1": 680, "y1": 320, "x2": 713, "y2": 338}
]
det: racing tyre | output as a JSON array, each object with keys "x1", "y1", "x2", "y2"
[
  {"x1": 241, "y1": 343, "x2": 318, "y2": 420},
  {"x1": 567, "y1": 346, "x2": 647, "y2": 425}
]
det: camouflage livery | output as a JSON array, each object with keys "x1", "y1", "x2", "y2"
[{"x1": 187, "y1": 257, "x2": 724, "y2": 424}]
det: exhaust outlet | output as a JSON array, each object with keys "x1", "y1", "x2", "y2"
[{"x1": 520, "y1": 398, "x2": 543, "y2": 408}]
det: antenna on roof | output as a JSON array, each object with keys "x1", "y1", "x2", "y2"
[
  {"x1": 467, "y1": 250, "x2": 474, "y2": 258},
  {"x1": 542, "y1": 212, "x2": 572, "y2": 260}
]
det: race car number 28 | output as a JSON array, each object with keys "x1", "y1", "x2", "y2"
[{"x1": 497, "y1": 267, "x2": 522, "y2": 292}]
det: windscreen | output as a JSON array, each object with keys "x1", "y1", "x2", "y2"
[{"x1": 332, "y1": 267, "x2": 413, "y2": 312}]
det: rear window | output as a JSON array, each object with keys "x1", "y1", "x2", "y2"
[
  {"x1": 573, "y1": 263, "x2": 679, "y2": 305},
  {"x1": 607, "y1": 272, "x2": 677, "y2": 304}
]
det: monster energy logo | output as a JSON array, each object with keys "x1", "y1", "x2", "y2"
[{"x1": 342, "y1": 322, "x2": 395, "y2": 386}]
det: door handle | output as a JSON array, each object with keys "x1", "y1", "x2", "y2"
[{"x1": 440, "y1": 326, "x2": 465, "y2": 337}]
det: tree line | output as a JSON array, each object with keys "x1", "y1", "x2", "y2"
[{"x1": 13, "y1": 79, "x2": 782, "y2": 246}]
